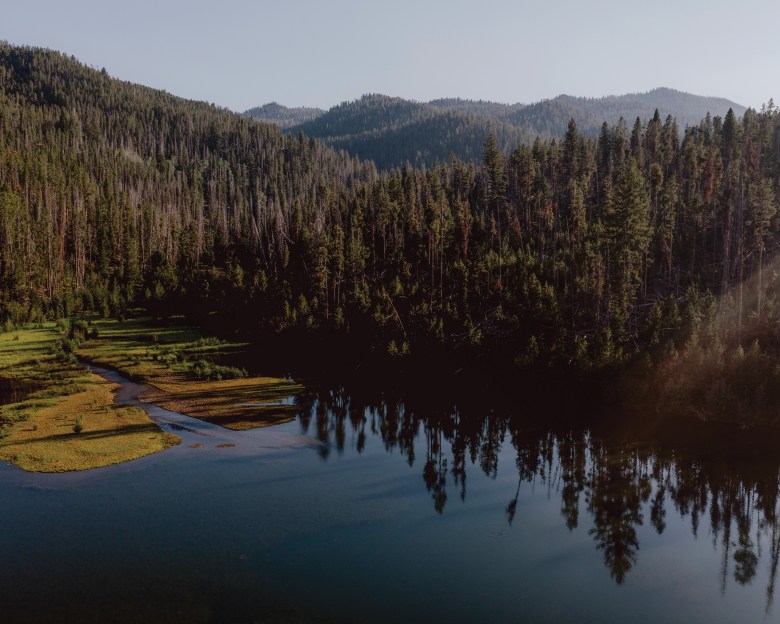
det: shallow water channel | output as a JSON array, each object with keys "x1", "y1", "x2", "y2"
[{"x1": 1, "y1": 369, "x2": 779, "y2": 623}]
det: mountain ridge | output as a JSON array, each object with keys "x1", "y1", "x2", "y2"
[
  {"x1": 245, "y1": 88, "x2": 748, "y2": 169},
  {"x1": 285, "y1": 93, "x2": 534, "y2": 170},
  {"x1": 244, "y1": 101, "x2": 324, "y2": 128}
]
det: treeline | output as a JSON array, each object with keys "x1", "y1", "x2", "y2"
[
  {"x1": 1, "y1": 45, "x2": 780, "y2": 421},
  {"x1": 553, "y1": 88, "x2": 747, "y2": 136},
  {"x1": 257, "y1": 89, "x2": 746, "y2": 170},
  {"x1": 431, "y1": 88, "x2": 747, "y2": 138}
]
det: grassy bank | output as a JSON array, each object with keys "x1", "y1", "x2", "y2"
[
  {"x1": 76, "y1": 316, "x2": 303, "y2": 430},
  {"x1": 0, "y1": 315, "x2": 302, "y2": 472},
  {"x1": 0, "y1": 323, "x2": 179, "y2": 472}
]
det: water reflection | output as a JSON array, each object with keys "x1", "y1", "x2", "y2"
[{"x1": 300, "y1": 386, "x2": 780, "y2": 606}]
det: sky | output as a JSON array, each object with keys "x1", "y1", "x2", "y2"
[{"x1": 3, "y1": 0, "x2": 779, "y2": 112}]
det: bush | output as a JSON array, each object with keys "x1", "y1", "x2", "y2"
[
  {"x1": 69, "y1": 319, "x2": 89, "y2": 339},
  {"x1": 72, "y1": 417, "x2": 84, "y2": 434},
  {"x1": 190, "y1": 358, "x2": 247, "y2": 381},
  {"x1": 192, "y1": 337, "x2": 223, "y2": 348},
  {"x1": 52, "y1": 336, "x2": 81, "y2": 364}
]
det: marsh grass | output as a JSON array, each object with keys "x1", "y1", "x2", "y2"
[
  {"x1": 140, "y1": 375, "x2": 301, "y2": 430},
  {"x1": 0, "y1": 322, "x2": 179, "y2": 472},
  {"x1": 79, "y1": 316, "x2": 302, "y2": 429},
  {"x1": 0, "y1": 315, "x2": 303, "y2": 471}
]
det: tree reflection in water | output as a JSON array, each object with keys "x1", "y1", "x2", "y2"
[{"x1": 297, "y1": 387, "x2": 780, "y2": 605}]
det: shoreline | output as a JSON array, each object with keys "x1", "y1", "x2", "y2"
[
  {"x1": 0, "y1": 316, "x2": 311, "y2": 473},
  {"x1": 89, "y1": 363, "x2": 317, "y2": 454},
  {"x1": 0, "y1": 361, "x2": 317, "y2": 475}
]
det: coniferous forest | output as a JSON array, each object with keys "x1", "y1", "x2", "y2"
[
  {"x1": 2, "y1": 44, "x2": 780, "y2": 423},
  {"x1": 249, "y1": 90, "x2": 745, "y2": 171}
]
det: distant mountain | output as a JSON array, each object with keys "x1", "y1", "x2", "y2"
[
  {"x1": 285, "y1": 94, "x2": 533, "y2": 170},
  {"x1": 427, "y1": 98, "x2": 525, "y2": 119},
  {"x1": 431, "y1": 88, "x2": 748, "y2": 138},
  {"x1": 249, "y1": 88, "x2": 747, "y2": 170},
  {"x1": 549, "y1": 88, "x2": 748, "y2": 135},
  {"x1": 507, "y1": 98, "x2": 601, "y2": 138},
  {"x1": 244, "y1": 102, "x2": 324, "y2": 128}
]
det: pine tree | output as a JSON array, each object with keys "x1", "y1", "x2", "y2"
[{"x1": 603, "y1": 158, "x2": 650, "y2": 343}]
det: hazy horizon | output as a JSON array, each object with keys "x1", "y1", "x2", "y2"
[
  {"x1": 246, "y1": 86, "x2": 749, "y2": 114},
  {"x1": 3, "y1": 0, "x2": 777, "y2": 112}
]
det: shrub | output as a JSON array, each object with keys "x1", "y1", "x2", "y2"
[
  {"x1": 52, "y1": 336, "x2": 81, "y2": 364},
  {"x1": 72, "y1": 417, "x2": 84, "y2": 434},
  {"x1": 192, "y1": 337, "x2": 222, "y2": 348},
  {"x1": 190, "y1": 358, "x2": 247, "y2": 381},
  {"x1": 69, "y1": 319, "x2": 89, "y2": 339}
]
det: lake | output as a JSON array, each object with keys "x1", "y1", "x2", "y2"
[{"x1": 0, "y1": 378, "x2": 778, "y2": 623}]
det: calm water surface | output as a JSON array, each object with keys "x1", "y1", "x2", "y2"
[{"x1": 1, "y1": 381, "x2": 779, "y2": 623}]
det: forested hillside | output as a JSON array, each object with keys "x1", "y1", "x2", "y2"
[
  {"x1": 0, "y1": 44, "x2": 377, "y2": 324},
  {"x1": 284, "y1": 94, "x2": 533, "y2": 170},
  {"x1": 250, "y1": 89, "x2": 746, "y2": 170},
  {"x1": 2, "y1": 44, "x2": 780, "y2": 422},
  {"x1": 427, "y1": 97, "x2": 525, "y2": 119},
  {"x1": 554, "y1": 88, "x2": 747, "y2": 132},
  {"x1": 428, "y1": 89, "x2": 746, "y2": 135},
  {"x1": 244, "y1": 102, "x2": 324, "y2": 128}
]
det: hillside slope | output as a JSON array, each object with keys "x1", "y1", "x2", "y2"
[
  {"x1": 244, "y1": 102, "x2": 324, "y2": 128},
  {"x1": 249, "y1": 88, "x2": 746, "y2": 169},
  {"x1": 286, "y1": 94, "x2": 533, "y2": 169}
]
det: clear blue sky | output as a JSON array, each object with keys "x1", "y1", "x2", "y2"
[{"x1": 3, "y1": 0, "x2": 778, "y2": 111}]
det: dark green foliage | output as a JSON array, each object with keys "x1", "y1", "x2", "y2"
[
  {"x1": 0, "y1": 44, "x2": 779, "y2": 423},
  {"x1": 52, "y1": 336, "x2": 81, "y2": 365},
  {"x1": 190, "y1": 359, "x2": 247, "y2": 381}
]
